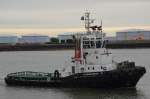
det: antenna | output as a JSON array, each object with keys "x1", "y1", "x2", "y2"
[
  {"x1": 100, "y1": 20, "x2": 103, "y2": 40},
  {"x1": 101, "y1": 20, "x2": 103, "y2": 33},
  {"x1": 81, "y1": 11, "x2": 95, "y2": 34}
]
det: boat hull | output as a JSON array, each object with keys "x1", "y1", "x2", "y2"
[{"x1": 5, "y1": 66, "x2": 146, "y2": 88}]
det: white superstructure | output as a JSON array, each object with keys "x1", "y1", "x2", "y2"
[{"x1": 61, "y1": 12, "x2": 117, "y2": 77}]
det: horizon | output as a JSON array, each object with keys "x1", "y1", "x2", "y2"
[{"x1": 0, "y1": 25, "x2": 150, "y2": 37}]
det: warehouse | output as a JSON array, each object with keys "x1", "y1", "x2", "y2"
[
  {"x1": 116, "y1": 29, "x2": 150, "y2": 40},
  {"x1": 20, "y1": 35, "x2": 50, "y2": 44},
  {"x1": 105, "y1": 36, "x2": 116, "y2": 41},
  {"x1": 0, "y1": 35, "x2": 18, "y2": 44},
  {"x1": 58, "y1": 34, "x2": 74, "y2": 44},
  {"x1": 58, "y1": 32, "x2": 78, "y2": 44}
]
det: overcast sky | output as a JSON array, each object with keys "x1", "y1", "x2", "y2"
[{"x1": 0, "y1": 0, "x2": 150, "y2": 36}]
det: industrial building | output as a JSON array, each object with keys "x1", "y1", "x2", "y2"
[
  {"x1": 20, "y1": 35, "x2": 50, "y2": 44},
  {"x1": 105, "y1": 36, "x2": 116, "y2": 41},
  {"x1": 0, "y1": 35, "x2": 18, "y2": 44},
  {"x1": 116, "y1": 29, "x2": 150, "y2": 40},
  {"x1": 58, "y1": 33, "x2": 74, "y2": 44}
]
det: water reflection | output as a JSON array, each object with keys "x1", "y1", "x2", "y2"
[
  {"x1": 2, "y1": 85, "x2": 143, "y2": 99},
  {"x1": 58, "y1": 88, "x2": 139, "y2": 99}
]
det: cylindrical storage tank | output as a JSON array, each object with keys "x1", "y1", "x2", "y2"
[
  {"x1": 0, "y1": 35, "x2": 18, "y2": 44},
  {"x1": 116, "y1": 32, "x2": 127, "y2": 40},
  {"x1": 116, "y1": 29, "x2": 150, "y2": 40},
  {"x1": 20, "y1": 35, "x2": 49, "y2": 44}
]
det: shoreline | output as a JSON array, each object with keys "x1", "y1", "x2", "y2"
[
  {"x1": 0, "y1": 44, "x2": 74, "y2": 52},
  {"x1": 1, "y1": 40, "x2": 150, "y2": 51}
]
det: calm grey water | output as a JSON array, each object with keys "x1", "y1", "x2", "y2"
[{"x1": 0, "y1": 49, "x2": 150, "y2": 99}]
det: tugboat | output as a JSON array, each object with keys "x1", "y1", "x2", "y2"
[{"x1": 5, "y1": 12, "x2": 146, "y2": 88}]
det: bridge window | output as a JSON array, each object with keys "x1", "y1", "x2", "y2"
[
  {"x1": 83, "y1": 41, "x2": 90, "y2": 48},
  {"x1": 96, "y1": 41, "x2": 101, "y2": 48},
  {"x1": 83, "y1": 40, "x2": 96, "y2": 49},
  {"x1": 90, "y1": 41, "x2": 95, "y2": 48}
]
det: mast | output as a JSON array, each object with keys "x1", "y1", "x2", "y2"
[
  {"x1": 85, "y1": 12, "x2": 90, "y2": 33},
  {"x1": 81, "y1": 12, "x2": 95, "y2": 34},
  {"x1": 100, "y1": 20, "x2": 103, "y2": 39}
]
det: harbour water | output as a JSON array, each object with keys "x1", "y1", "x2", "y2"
[{"x1": 0, "y1": 49, "x2": 150, "y2": 99}]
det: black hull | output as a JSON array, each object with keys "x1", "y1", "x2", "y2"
[{"x1": 5, "y1": 66, "x2": 146, "y2": 88}]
